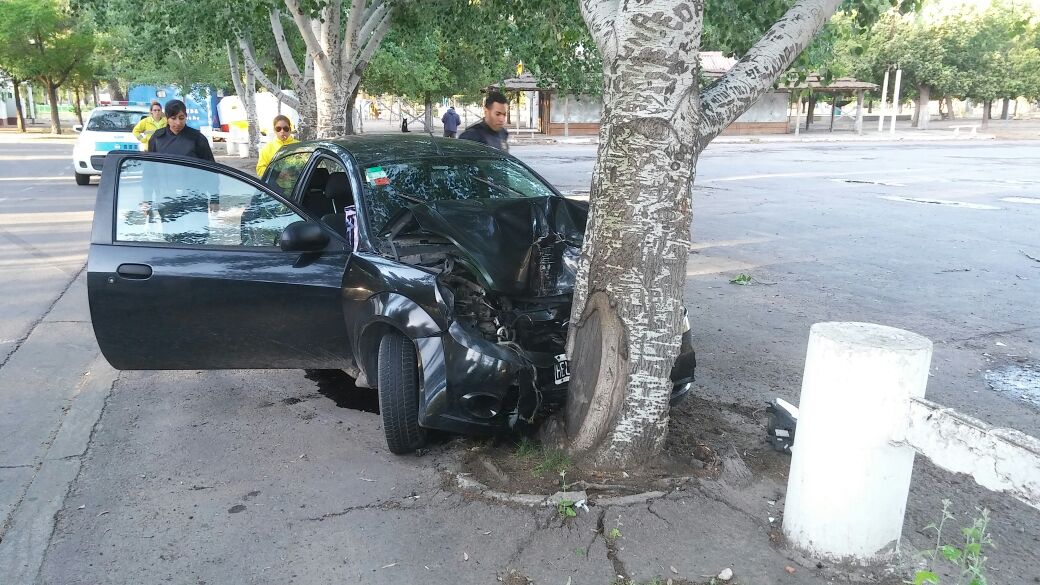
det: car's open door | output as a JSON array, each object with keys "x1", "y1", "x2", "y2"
[{"x1": 88, "y1": 152, "x2": 352, "y2": 370}]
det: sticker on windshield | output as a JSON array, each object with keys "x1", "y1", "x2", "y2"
[{"x1": 365, "y1": 166, "x2": 389, "y2": 186}]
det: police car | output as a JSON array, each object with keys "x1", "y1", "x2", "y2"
[{"x1": 72, "y1": 105, "x2": 151, "y2": 186}]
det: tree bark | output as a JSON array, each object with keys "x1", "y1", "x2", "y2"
[
  {"x1": 12, "y1": 79, "x2": 26, "y2": 132},
  {"x1": 1000, "y1": 97, "x2": 1009, "y2": 120},
  {"x1": 45, "y1": 80, "x2": 62, "y2": 135},
  {"x1": 945, "y1": 97, "x2": 955, "y2": 120},
  {"x1": 981, "y1": 99, "x2": 992, "y2": 129},
  {"x1": 915, "y1": 85, "x2": 930, "y2": 130},
  {"x1": 568, "y1": 0, "x2": 843, "y2": 470},
  {"x1": 73, "y1": 86, "x2": 84, "y2": 127},
  {"x1": 424, "y1": 93, "x2": 433, "y2": 132},
  {"x1": 806, "y1": 94, "x2": 816, "y2": 130},
  {"x1": 106, "y1": 78, "x2": 124, "y2": 102},
  {"x1": 344, "y1": 83, "x2": 360, "y2": 135},
  {"x1": 227, "y1": 41, "x2": 260, "y2": 158}
]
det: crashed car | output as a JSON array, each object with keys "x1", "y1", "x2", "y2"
[{"x1": 87, "y1": 136, "x2": 695, "y2": 454}]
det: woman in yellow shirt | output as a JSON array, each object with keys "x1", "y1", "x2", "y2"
[
  {"x1": 132, "y1": 101, "x2": 167, "y2": 144},
  {"x1": 256, "y1": 115, "x2": 299, "y2": 176}
]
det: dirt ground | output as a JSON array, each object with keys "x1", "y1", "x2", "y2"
[{"x1": 460, "y1": 395, "x2": 788, "y2": 499}]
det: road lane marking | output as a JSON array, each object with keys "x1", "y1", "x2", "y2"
[
  {"x1": 1001, "y1": 197, "x2": 1040, "y2": 205},
  {"x1": 879, "y1": 196, "x2": 1000, "y2": 210},
  {"x1": 701, "y1": 168, "x2": 927, "y2": 183},
  {"x1": 0, "y1": 155, "x2": 71, "y2": 161},
  {"x1": 0, "y1": 177, "x2": 74, "y2": 182}
]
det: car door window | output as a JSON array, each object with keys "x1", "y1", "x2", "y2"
[
  {"x1": 115, "y1": 158, "x2": 304, "y2": 247},
  {"x1": 264, "y1": 151, "x2": 310, "y2": 193}
]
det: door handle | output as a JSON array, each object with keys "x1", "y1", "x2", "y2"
[{"x1": 116, "y1": 263, "x2": 152, "y2": 279}]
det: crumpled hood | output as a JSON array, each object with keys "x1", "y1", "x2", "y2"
[{"x1": 390, "y1": 196, "x2": 588, "y2": 296}]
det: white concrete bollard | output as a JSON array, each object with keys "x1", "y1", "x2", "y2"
[{"x1": 783, "y1": 322, "x2": 932, "y2": 563}]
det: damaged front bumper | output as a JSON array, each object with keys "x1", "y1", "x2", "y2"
[{"x1": 414, "y1": 322, "x2": 696, "y2": 436}]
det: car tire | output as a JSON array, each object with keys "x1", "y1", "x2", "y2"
[
  {"x1": 377, "y1": 331, "x2": 427, "y2": 454},
  {"x1": 74, "y1": 172, "x2": 91, "y2": 186}
]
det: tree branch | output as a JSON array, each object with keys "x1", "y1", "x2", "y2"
[
  {"x1": 284, "y1": 0, "x2": 334, "y2": 82},
  {"x1": 269, "y1": 8, "x2": 304, "y2": 89},
  {"x1": 343, "y1": 0, "x2": 369, "y2": 52},
  {"x1": 579, "y1": 0, "x2": 619, "y2": 63},
  {"x1": 344, "y1": 7, "x2": 391, "y2": 94},
  {"x1": 236, "y1": 34, "x2": 301, "y2": 110},
  {"x1": 342, "y1": 1, "x2": 387, "y2": 74},
  {"x1": 697, "y1": 0, "x2": 843, "y2": 149},
  {"x1": 323, "y1": 0, "x2": 343, "y2": 70}
]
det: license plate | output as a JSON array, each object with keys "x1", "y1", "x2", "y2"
[{"x1": 553, "y1": 353, "x2": 570, "y2": 385}]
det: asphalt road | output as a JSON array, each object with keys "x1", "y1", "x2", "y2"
[{"x1": 1, "y1": 137, "x2": 1038, "y2": 584}]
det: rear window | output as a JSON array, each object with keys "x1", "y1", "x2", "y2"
[
  {"x1": 87, "y1": 110, "x2": 149, "y2": 132},
  {"x1": 363, "y1": 157, "x2": 555, "y2": 233}
]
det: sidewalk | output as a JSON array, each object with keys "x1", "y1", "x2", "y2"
[{"x1": 0, "y1": 273, "x2": 121, "y2": 584}]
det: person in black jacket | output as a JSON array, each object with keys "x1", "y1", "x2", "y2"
[
  {"x1": 147, "y1": 99, "x2": 215, "y2": 161},
  {"x1": 459, "y1": 91, "x2": 509, "y2": 151}
]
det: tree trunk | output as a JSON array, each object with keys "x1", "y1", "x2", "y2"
[
  {"x1": 12, "y1": 79, "x2": 26, "y2": 132},
  {"x1": 227, "y1": 41, "x2": 261, "y2": 157},
  {"x1": 106, "y1": 78, "x2": 124, "y2": 102},
  {"x1": 92, "y1": 83, "x2": 100, "y2": 107},
  {"x1": 344, "y1": 84, "x2": 361, "y2": 135},
  {"x1": 945, "y1": 97, "x2": 955, "y2": 120},
  {"x1": 564, "y1": 2, "x2": 704, "y2": 469},
  {"x1": 313, "y1": 60, "x2": 345, "y2": 139},
  {"x1": 73, "y1": 86, "x2": 84, "y2": 126},
  {"x1": 806, "y1": 94, "x2": 816, "y2": 129},
  {"x1": 424, "y1": 93, "x2": 433, "y2": 133},
  {"x1": 915, "y1": 85, "x2": 930, "y2": 130},
  {"x1": 568, "y1": 0, "x2": 844, "y2": 469},
  {"x1": 1000, "y1": 97, "x2": 1009, "y2": 120},
  {"x1": 981, "y1": 99, "x2": 992, "y2": 129},
  {"x1": 45, "y1": 80, "x2": 62, "y2": 135}
]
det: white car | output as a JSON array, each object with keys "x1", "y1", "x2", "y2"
[{"x1": 72, "y1": 105, "x2": 151, "y2": 185}]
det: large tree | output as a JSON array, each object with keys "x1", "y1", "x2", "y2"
[
  {"x1": 232, "y1": 0, "x2": 394, "y2": 139},
  {"x1": 0, "y1": 0, "x2": 94, "y2": 134},
  {"x1": 563, "y1": 0, "x2": 914, "y2": 469}
]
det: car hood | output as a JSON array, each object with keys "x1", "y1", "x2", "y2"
[{"x1": 386, "y1": 196, "x2": 588, "y2": 296}]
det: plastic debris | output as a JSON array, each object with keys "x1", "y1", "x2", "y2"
[{"x1": 766, "y1": 398, "x2": 799, "y2": 453}]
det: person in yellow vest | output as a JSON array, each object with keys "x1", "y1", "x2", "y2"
[
  {"x1": 256, "y1": 115, "x2": 299, "y2": 177},
  {"x1": 132, "y1": 101, "x2": 167, "y2": 145}
]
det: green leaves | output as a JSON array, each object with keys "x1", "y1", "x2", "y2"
[{"x1": 912, "y1": 570, "x2": 940, "y2": 585}]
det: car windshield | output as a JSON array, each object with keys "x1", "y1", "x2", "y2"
[
  {"x1": 87, "y1": 110, "x2": 148, "y2": 132},
  {"x1": 362, "y1": 156, "x2": 556, "y2": 234}
]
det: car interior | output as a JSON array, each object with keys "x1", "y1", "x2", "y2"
[{"x1": 297, "y1": 159, "x2": 356, "y2": 243}]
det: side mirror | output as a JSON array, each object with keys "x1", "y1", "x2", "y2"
[
  {"x1": 73, "y1": 124, "x2": 83, "y2": 133},
  {"x1": 279, "y1": 220, "x2": 330, "y2": 252}
]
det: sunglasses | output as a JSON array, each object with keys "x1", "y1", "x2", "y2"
[{"x1": 274, "y1": 125, "x2": 290, "y2": 132}]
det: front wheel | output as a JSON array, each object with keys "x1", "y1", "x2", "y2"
[
  {"x1": 74, "y1": 172, "x2": 91, "y2": 186},
  {"x1": 377, "y1": 332, "x2": 427, "y2": 454}
]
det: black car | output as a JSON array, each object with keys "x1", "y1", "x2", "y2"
[{"x1": 88, "y1": 136, "x2": 695, "y2": 454}]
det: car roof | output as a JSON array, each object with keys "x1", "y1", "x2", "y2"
[{"x1": 301, "y1": 135, "x2": 509, "y2": 167}]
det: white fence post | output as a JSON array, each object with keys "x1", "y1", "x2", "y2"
[{"x1": 782, "y1": 322, "x2": 932, "y2": 562}]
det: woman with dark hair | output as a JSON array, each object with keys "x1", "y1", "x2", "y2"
[
  {"x1": 256, "y1": 114, "x2": 298, "y2": 176},
  {"x1": 147, "y1": 99, "x2": 214, "y2": 161}
]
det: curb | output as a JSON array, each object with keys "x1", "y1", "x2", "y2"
[{"x1": 455, "y1": 473, "x2": 669, "y2": 508}]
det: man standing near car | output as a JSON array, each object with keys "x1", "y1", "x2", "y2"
[
  {"x1": 460, "y1": 91, "x2": 509, "y2": 151},
  {"x1": 147, "y1": 99, "x2": 215, "y2": 161},
  {"x1": 441, "y1": 106, "x2": 461, "y2": 138}
]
